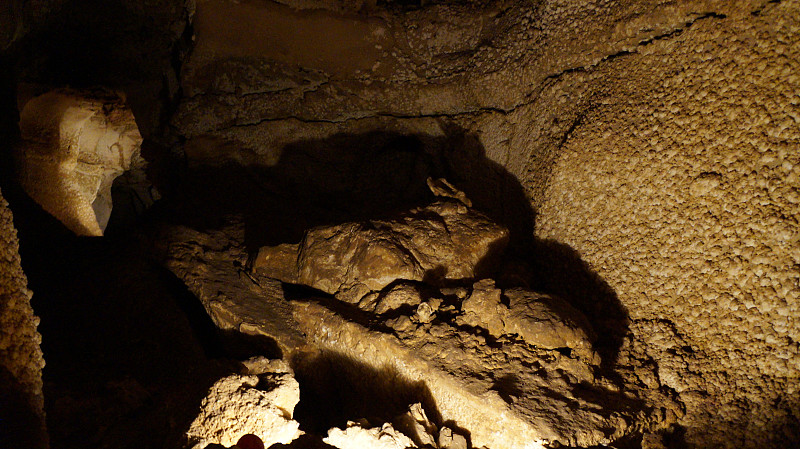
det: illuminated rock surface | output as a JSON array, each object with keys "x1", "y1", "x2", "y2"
[
  {"x1": 324, "y1": 421, "x2": 417, "y2": 449},
  {"x1": 161, "y1": 187, "x2": 676, "y2": 448},
  {"x1": 254, "y1": 183, "x2": 508, "y2": 303},
  {"x1": 1, "y1": 0, "x2": 798, "y2": 448},
  {"x1": 0, "y1": 189, "x2": 46, "y2": 449},
  {"x1": 14, "y1": 89, "x2": 146, "y2": 236},
  {"x1": 186, "y1": 359, "x2": 302, "y2": 449}
]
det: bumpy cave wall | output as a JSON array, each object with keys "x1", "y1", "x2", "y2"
[
  {"x1": 1, "y1": 0, "x2": 798, "y2": 447},
  {"x1": 171, "y1": 1, "x2": 798, "y2": 447},
  {"x1": 534, "y1": 2, "x2": 800, "y2": 447},
  {"x1": 0, "y1": 188, "x2": 46, "y2": 449}
]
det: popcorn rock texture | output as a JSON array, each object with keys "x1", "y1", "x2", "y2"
[
  {"x1": 186, "y1": 359, "x2": 302, "y2": 449},
  {"x1": 533, "y1": 2, "x2": 800, "y2": 446},
  {"x1": 324, "y1": 422, "x2": 418, "y2": 449},
  {"x1": 0, "y1": 188, "x2": 46, "y2": 448}
]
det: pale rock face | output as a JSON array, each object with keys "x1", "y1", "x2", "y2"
[
  {"x1": 323, "y1": 403, "x2": 468, "y2": 449},
  {"x1": 185, "y1": 360, "x2": 302, "y2": 449},
  {"x1": 14, "y1": 89, "x2": 146, "y2": 236},
  {"x1": 324, "y1": 421, "x2": 417, "y2": 449},
  {"x1": 255, "y1": 196, "x2": 509, "y2": 303}
]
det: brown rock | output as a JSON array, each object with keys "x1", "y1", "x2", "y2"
[{"x1": 255, "y1": 197, "x2": 509, "y2": 303}]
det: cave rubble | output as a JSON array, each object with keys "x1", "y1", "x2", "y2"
[
  {"x1": 1, "y1": 0, "x2": 798, "y2": 447},
  {"x1": 158, "y1": 183, "x2": 679, "y2": 449},
  {"x1": 185, "y1": 357, "x2": 303, "y2": 449}
]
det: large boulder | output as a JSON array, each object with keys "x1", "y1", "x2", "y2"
[{"x1": 254, "y1": 179, "x2": 509, "y2": 302}]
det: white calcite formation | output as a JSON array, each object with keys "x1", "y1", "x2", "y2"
[
  {"x1": 185, "y1": 358, "x2": 302, "y2": 449},
  {"x1": 324, "y1": 403, "x2": 467, "y2": 449},
  {"x1": 324, "y1": 422, "x2": 418, "y2": 449},
  {"x1": 15, "y1": 89, "x2": 145, "y2": 236}
]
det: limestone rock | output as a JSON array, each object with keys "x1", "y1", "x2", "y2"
[
  {"x1": 292, "y1": 299, "x2": 643, "y2": 449},
  {"x1": 255, "y1": 197, "x2": 509, "y2": 302},
  {"x1": 155, "y1": 221, "x2": 305, "y2": 355},
  {"x1": 185, "y1": 360, "x2": 302, "y2": 449},
  {"x1": 14, "y1": 89, "x2": 148, "y2": 236},
  {"x1": 427, "y1": 177, "x2": 472, "y2": 207},
  {"x1": 502, "y1": 288, "x2": 598, "y2": 362},
  {"x1": 394, "y1": 403, "x2": 437, "y2": 448},
  {"x1": 371, "y1": 282, "x2": 426, "y2": 315},
  {"x1": 458, "y1": 280, "x2": 598, "y2": 363},
  {"x1": 0, "y1": 189, "x2": 47, "y2": 449},
  {"x1": 458, "y1": 279, "x2": 506, "y2": 338},
  {"x1": 437, "y1": 427, "x2": 467, "y2": 449},
  {"x1": 324, "y1": 421, "x2": 417, "y2": 449}
]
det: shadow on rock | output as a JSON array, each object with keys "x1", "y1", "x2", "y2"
[
  {"x1": 167, "y1": 125, "x2": 630, "y2": 368},
  {"x1": 526, "y1": 239, "x2": 630, "y2": 369},
  {"x1": 290, "y1": 350, "x2": 443, "y2": 437}
]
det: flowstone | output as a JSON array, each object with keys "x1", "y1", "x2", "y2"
[
  {"x1": 159, "y1": 180, "x2": 678, "y2": 448},
  {"x1": 254, "y1": 178, "x2": 509, "y2": 303}
]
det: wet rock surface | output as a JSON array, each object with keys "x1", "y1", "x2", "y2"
[
  {"x1": 157, "y1": 183, "x2": 678, "y2": 448},
  {"x1": 254, "y1": 183, "x2": 509, "y2": 303}
]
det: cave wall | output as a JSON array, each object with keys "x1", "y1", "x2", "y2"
[
  {"x1": 173, "y1": 1, "x2": 799, "y2": 447},
  {"x1": 533, "y1": 1, "x2": 800, "y2": 446},
  {"x1": 0, "y1": 188, "x2": 47, "y2": 448},
  {"x1": 1, "y1": 0, "x2": 797, "y2": 447}
]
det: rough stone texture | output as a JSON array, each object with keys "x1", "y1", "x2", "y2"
[
  {"x1": 291, "y1": 297, "x2": 665, "y2": 449},
  {"x1": 323, "y1": 402, "x2": 469, "y2": 449},
  {"x1": 457, "y1": 279, "x2": 598, "y2": 362},
  {"x1": 0, "y1": 187, "x2": 46, "y2": 448},
  {"x1": 154, "y1": 0, "x2": 799, "y2": 447},
  {"x1": 254, "y1": 193, "x2": 508, "y2": 302},
  {"x1": 14, "y1": 89, "x2": 146, "y2": 236},
  {"x1": 155, "y1": 219, "x2": 306, "y2": 355},
  {"x1": 159, "y1": 197, "x2": 675, "y2": 448},
  {"x1": 186, "y1": 358, "x2": 302, "y2": 448},
  {"x1": 324, "y1": 421, "x2": 417, "y2": 449},
  {"x1": 533, "y1": 2, "x2": 800, "y2": 447},
  {"x1": 394, "y1": 402, "x2": 437, "y2": 448}
]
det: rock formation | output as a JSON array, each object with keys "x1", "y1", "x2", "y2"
[
  {"x1": 14, "y1": 89, "x2": 149, "y2": 236},
  {"x1": 254, "y1": 178, "x2": 508, "y2": 302},
  {"x1": 0, "y1": 0, "x2": 797, "y2": 448},
  {"x1": 324, "y1": 421, "x2": 418, "y2": 449},
  {"x1": 185, "y1": 358, "x2": 302, "y2": 449},
  {"x1": 161, "y1": 182, "x2": 677, "y2": 448},
  {"x1": 0, "y1": 188, "x2": 46, "y2": 449}
]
